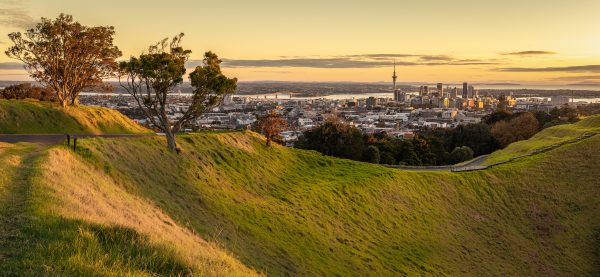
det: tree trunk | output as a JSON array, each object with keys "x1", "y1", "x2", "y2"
[
  {"x1": 165, "y1": 128, "x2": 178, "y2": 152},
  {"x1": 266, "y1": 135, "x2": 271, "y2": 147},
  {"x1": 71, "y1": 96, "x2": 79, "y2": 106},
  {"x1": 60, "y1": 98, "x2": 67, "y2": 108}
]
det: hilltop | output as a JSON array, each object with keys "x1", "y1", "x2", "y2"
[
  {"x1": 0, "y1": 100, "x2": 151, "y2": 134},
  {"x1": 1, "y1": 106, "x2": 599, "y2": 275}
]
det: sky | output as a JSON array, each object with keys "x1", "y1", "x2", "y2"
[{"x1": 0, "y1": 0, "x2": 599, "y2": 85}]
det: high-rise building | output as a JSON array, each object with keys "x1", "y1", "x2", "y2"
[
  {"x1": 468, "y1": 85, "x2": 475, "y2": 98},
  {"x1": 423, "y1": 86, "x2": 429, "y2": 95},
  {"x1": 394, "y1": 90, "x2": 405, "y2": 102},
  {"x1": 451, "y1": 87, "x2": 458, "y2": 98},
  {"x1": 436, "y1": 83, "x2": 443, "y2": 97},
  {"x1": 366, "y1": 96, "x2": 378, "y2": 109},
  {"x1": 462, "y1": 82, "x2": 468, "y2": 98}
]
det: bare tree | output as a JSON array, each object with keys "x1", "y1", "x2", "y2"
[
  {"x1": 255, "y1": 110, "x2": 288, "y2": 147},
  {"x1": 119, "y1": 34, "x2": 237, "y2": 152},
  {"x1": 5, "y1": 14, "x2": 121, "y2": 107}
]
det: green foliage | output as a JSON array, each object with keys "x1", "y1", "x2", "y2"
[
  {"x1": 363, "y1": 145, "x2": 380, "y2": 163},
  {"x1": 119, "y1": 34, "x2": 236, "y2": 151},
  {"x1": 448, "y1": 146, "x2": 474, "y2": 164},
  {"x1": 296, "y1": 120, "x2": 365, "y2": 160},
  {"x1": 5, "y1": 14, "x2": 121, "y2": 107}
]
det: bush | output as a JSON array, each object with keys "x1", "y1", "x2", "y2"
[
  {"x1": 491, "y1": 112, "x2": 539, "y2": 147},
  {"x1": 448, "y1": 146, "x2": 474, "y2": 164},
  {"x1": 363, "y1": 145, "x2": 380, "y2": 164},
  {"x1": 0, "y1": 83, "x2": 56, "y2": 101},
  {"x1": 296, "y1": 120, "x2": 365, "y2": 161}
]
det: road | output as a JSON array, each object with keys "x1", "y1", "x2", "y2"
[{"x1": 0, "y1": 134, "x2": 155, "y2": 145}]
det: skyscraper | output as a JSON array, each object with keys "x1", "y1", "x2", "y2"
[
  {"x1": 437, "y1": 83, "x2": 443, "y2": 97},
  {"x1": 468, "y1": 85, "x2": 474, "y2": 98},
  {"x1": 462, "y1": 82, "x2": 468, "y2": 98}
]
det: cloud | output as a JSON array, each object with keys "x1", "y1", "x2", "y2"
[
  {"x1": 213, "y1": 54, "x2": 502, "y2": 69},
  {"x1": 0, "y1": 8, "x2": 36, "y2": 29},
  {"x1": 498, "y1": 65, "x2": 600, "y2": 72},
  {"x1": 418, "y1": 55, "x2": 454, "y2": 61},
  {"x1": 220, "y1": 58, "x2": 416, "y2": 68},
  {"x1": 550, "y1": 75, "x2": 600, "y2": 81},
  {"x1": 0, "y1": 62, "x2": 25, "y2": 70},
  {"x1": 501, "y1": 50, "x2": 557, "y2": 56}
]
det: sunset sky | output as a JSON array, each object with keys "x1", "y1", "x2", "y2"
[{"x1": 1, "y1": 0, "x2": 599, "y2": 85}]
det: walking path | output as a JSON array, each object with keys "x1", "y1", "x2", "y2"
[{"x1": 0, "y1": 145, "x2": 41, "y2": 265}]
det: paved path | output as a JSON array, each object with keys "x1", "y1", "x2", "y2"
[{"x1": 0, "y1": 134, "x2": 155, "y2": 145}]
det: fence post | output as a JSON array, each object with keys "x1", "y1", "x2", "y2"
[
  {"x1": 73, "y1": 137, "x2": 77, "y2": 152},
  {"x1": 66, "y1": 134, "x2": 70, "y2": 146}
]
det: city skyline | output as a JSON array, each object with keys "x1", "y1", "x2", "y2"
[{"x1": 0, "y1": 0, "x2": 599, "y2": 85}]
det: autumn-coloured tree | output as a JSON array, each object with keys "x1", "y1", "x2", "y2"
[
  {"x1": 5, "y1": 14, "x2": 121, "y2": 107},
  {"x1": 255, "y1": 110, "x2": 288, "y2": 147},
  {"x1": 491, "y1": 112, "x2": 539, "y2": 147},
  {"x1": 119, "y1": 34, "x2": 237, "y2": 152}
]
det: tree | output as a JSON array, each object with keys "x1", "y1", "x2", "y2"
[
  {"x1": 5, "y1": 14, "x2": 121, "y2": 107},
  {"x1": 482, "y1": 109, "x2": 512, "y2": 125},
  {"x1": 446, "y1": 123, "x2": 499, "y2": 156},
  {"x1": 448, "y1": 146, "x2": 474, "y2": 164},
  {"x1": 296, "y1": 120, "x2": 365, "y2": 161},
  {"x1": 363, "y1": 145, "x2": 380, "y2": 164},
  {"x1": 491, "y1": 112, "x2": 539, "y2": 147},
  {"x1": 255, "y1": 110, "x2": 288, "y2": 147},
  {"x1": 0, "y1": 83, "x2": 55, "y2": 101},
  {"x1": 119, "y1": 34, "x2": 237, "y2": 152}
]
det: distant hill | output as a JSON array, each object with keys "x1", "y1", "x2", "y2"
[
  {"x1": 0, "y1": 100, "x2": 152, "y2": 134},
  {"x1": 1, "y1": 108, "x2": 599, "y2": 275}
]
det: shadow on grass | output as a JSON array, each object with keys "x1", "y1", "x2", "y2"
[{"x1": 0, "y1": 215, "x2": 192, "y2": 276}]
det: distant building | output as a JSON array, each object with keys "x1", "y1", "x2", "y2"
[
  {"x1": 366, "y1": 97, "x2": 379, "y2": 109},
  {"x1": 436, "y1": 83, "x2": 443, "y2": 97},
  {"x1": 462, "y1": 82, "x2": 468, "y2": 98},
  {"x1": 551, "y1": 95, "x2": 570, "y2": 106},
  {"x1": 451, "y1": 87, "x2": 459, "y2": 98},
  {"x1": 468, "y1": 85, "x2": 475, "y2": 98},
  {"x1": 394, "y1": 90, "x2": 405, "y2": 102}
]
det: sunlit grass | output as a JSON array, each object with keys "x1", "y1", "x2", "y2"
[
  {"x1": 0, "y1": 99, "x2": 152, "y2": 134},
  {"x1": 483, "y1": 114, "x2": 600, "y2": 165}
]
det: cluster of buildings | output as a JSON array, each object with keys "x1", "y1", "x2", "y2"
[{"x1": 78, "y1": 64, "x2": 580, "y2": 145}]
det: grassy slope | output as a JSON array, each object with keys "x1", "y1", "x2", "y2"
[
  {"x1": 47, "y1": 130, "x2": 598, "y2": 276},
  {"x1": 0, "y1": 141, "x2": 257, "y2": 276},
  {"x1": 0, "y1": 100, "x2": 151, "y2": 134},
  {"x1": 484, "y1": 114, "x2": 600, "y2": 165}
]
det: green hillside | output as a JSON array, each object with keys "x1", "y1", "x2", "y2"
[
  {"x1": 1, "y1": 113, "x2": 600, "y2": 275},
  {"x1": 0, "y1": 100, "x2": 152, "y2": 134},
  {"x1": 483, "y1": 114, "x2": 600, "y2": 165}
]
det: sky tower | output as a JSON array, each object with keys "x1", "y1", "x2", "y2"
[{"x1": 392, "y1": 60, "x2": 397, "y2": 92}]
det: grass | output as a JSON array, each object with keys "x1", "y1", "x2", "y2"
[
  {"x1": 1, "y1": 112, "x2": 600, "y2": 275},
  {"x1": 0, "y1": 141, "x2": 257, "y2": 276},
  {"x1": 0, "y1": 99, "x2": 152, "y2": 134},
  {"x1": 63, "y1": 130, "x2": 600, "y2": 276},
  {"x1": 483, "y1": 114, "x2": 600, "y2": 165}
]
